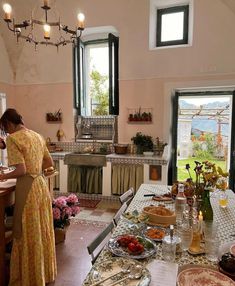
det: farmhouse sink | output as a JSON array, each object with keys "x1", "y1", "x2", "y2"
[{"x1": 64, "y1": 152, "x2": 107, "y2": 166}]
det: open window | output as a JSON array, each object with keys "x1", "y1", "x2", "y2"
[{"x1": 73, "y1": 33, "x2": 119, "y2": 116}]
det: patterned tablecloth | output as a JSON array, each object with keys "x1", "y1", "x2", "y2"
[{"x1": 82, "y1": 184, "x2": 235, "y2": 285}]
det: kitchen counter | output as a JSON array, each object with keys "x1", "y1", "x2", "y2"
[
  {"x1": 51, "y1": 152, "x2": 168, "y2": 164},
  {"x1": 106, "y1": 154, "x2": 168, "y2": 165},
  {"x1": 50, "y1": 152, "x2": 169, "y2": 195},
  {"x1": 50, "y1": 151, "x2": 71, "y2": 160}
]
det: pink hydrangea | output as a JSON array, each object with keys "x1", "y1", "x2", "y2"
[
  {"x1": 70, "y1": 205, "x2": 80, "y2": 216},
  {"x1": 54, "y1": 197, "x2": 67, "y2": 209},
  {"x1": 66, "y1": 194, "x2": 78, "y2": 204},
  {"x1": 61, "y1": 207, "x2": 72, "y2": 219},
  {"x1": 53, "y1": 207, "x2": 61, "y2": 220}
]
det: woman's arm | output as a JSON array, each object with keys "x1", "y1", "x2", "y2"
[
  {"x1": 42, "y1": 154, "x2": 54, "y2": 171},
  {"x1": 0, "y1": 163, "x2": 26, "y2": 180}
]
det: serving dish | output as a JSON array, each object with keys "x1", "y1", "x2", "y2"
[
  {"x1": 122, "y1": 210, "x2": 149, "y2": 225},
  {"x1": 142, "y1": 226, "x2": 166, "y2": 242},
  {"x1": 83, "y1": 257, "x2": 151, "y2": 286},
  {"x1": 107, "y1": 234, "x2": 156, "y2": 260},
  {"x1": 143, "y1": 205, "x2": 176, "y2": 225},
  {"x1": 177, "y1": 267, "x2": 235, "y2": 286}
]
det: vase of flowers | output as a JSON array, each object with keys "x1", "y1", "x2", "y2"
[
  {"x1": 185, "y1": 161, "x2": 229, "y2": 221},
  {"x1": 52, "y1": 194, "x2": 80, "y2": 243}
]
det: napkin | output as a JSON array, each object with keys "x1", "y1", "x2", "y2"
[{"x1": 146, "y1": 260, "x2": 178, "y2": 286}]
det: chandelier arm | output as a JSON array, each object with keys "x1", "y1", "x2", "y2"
[
  {"x1": 6, "y1": 21, "x2": 15, "y2": 32},
  {"x1": 18, "y1": 34, "x2": 39, "y2": 45},
  {"x1": 57, "y1": 40, "x2": 73, "y2": 46},
  {"x1": 61, "y1": 25, "x2": 76, "y2": 35},
  {"x1": 32, "y1": 19, "x2": 61, "y2": 27}
]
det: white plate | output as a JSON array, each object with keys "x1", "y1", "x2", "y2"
[{"x1": 177, "y1": 267, "x2": 235, "y2": 286}]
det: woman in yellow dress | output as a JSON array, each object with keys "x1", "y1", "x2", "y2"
[{"x1": 0, "y1": 109, "x2": 57, "y2": 286}]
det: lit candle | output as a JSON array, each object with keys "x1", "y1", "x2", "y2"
[
  {"x1": 199, "y1": 211, "x2": 203, "y2": 221},
  {"x1": 43, "y1": 24, "x2": 51, "y2": 39},
  {"x1": 77, "y1": 13, "x2": 85, "y2": 29},
  {"x1": 3, "y1": 3, "x2": 12, "y2": 21},
  {"x1": 44, "y1": 0, "x2": 49, "y2": 7}
]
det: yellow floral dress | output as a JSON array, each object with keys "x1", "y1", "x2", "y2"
[{"x1": 7, "y1": 129, "x2": 57, "y2": 286}]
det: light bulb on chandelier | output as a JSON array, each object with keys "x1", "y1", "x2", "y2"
[{"x1": 2, "y1": 1, "x2": 85, "y2": 50}]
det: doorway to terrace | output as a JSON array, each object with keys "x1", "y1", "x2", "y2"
[{"x1": 170, "y1": 90, "x2": 235, "y2": 191}]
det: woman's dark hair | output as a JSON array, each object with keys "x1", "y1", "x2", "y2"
[{"x1": 0, "y1": 108, "x2": 24, "y2": 134}]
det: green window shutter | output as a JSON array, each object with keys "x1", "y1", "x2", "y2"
[
  {"x1": 73, "y1": 38, "x2": 85, "y2": 115},
  {"x1": 108, "y1": 33, "x2": 119, "y2": 115}
]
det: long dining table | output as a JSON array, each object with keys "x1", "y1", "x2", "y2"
[{"x1": 82, "y1": 184, "x2": 235, "y2": 285}]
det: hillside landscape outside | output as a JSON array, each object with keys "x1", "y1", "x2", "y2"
[{"x1": 177, "y1": 96, "x2": 230, "y2": 181}]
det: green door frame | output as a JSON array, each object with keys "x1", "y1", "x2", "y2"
[{"x1": 170, "y1": 90, "x2": 235, "y2": 192}]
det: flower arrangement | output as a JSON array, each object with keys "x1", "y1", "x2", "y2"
[
  {"x1": 52, "y1": 194, "x2": 80, "y2": 229},
  {"x1": 185, "y1": 160, "x2": 229, "y2": 195}
]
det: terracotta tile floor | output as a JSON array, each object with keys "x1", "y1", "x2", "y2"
[{"x1": 48, "y1": 200, "x2": 120, "y2": 286}]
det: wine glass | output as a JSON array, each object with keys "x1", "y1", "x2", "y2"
[{"x1": 178, "y1": 223, "x2": 193, "y2": 264}]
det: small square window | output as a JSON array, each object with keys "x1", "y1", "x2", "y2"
[{"x1": 157, "y1": 5, "x2": 189, "y2": 47}]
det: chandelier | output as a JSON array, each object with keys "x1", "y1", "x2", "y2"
[{"x1": 2, "y1": 0, "x2": 85, "y2": 50}]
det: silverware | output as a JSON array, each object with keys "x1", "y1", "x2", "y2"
[
  {"x1": 108, "y1": 265, "x2": 143, "y2": 286},
  {"x1": 90, "y1": 266, "x2": 130, "y2": 286}
]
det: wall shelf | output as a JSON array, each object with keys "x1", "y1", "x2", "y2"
[
  {"x1": 46, "y1": 111, "x2": 62, "y2": 123},
  {"x1": 127, "y1": 121, "x2": 153, "y2": 124},
  {"x1": 127, "y1": 107, "x2": 153, "y2": 123}
]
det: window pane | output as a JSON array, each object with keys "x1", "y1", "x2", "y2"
[
  {"x1": 161, "y1": 12, "x2": 184, "y2": 42},
  {"x1": 87, "y1": 43, "x2": 109, "y2": 116}
]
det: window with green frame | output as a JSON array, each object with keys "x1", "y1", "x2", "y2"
[{"x1": 73, "y1": 33, "x2": 119, "y2": 116}]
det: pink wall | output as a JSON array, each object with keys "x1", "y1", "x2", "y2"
[
  {"x1": 1, "y1": 0, "x2": 235, "y2": 143},
  {"x1": 14, "y1": 83, "x2": 73, "y2": 141},
  {"x1": 0, "y1": 82, "x2": 15, "y2": 107}
]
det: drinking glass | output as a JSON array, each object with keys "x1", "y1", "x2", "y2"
[
  {"x1": 203, "y1": 221, "x2": 218, "y2": 240},
  {"x1": 178, "y1": 223, "x2": 193, "y2": 263},
  {"x1": 219, "y1": 191, "x2": 228, "y2": 208},
  {"x1": 162, "y1": 237, "x2": 176, "y2": 262},
  {"x1": 205, "y1": 236, "x2": 220, "y2": 262}
]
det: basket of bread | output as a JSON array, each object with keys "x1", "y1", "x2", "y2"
[{"x1": 143, "y1": 205, "x2": 176, "y2": 225}]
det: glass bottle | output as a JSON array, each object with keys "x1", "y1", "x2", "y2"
[
  {"x1": 200, "y1": 188, "x2": 213, "y2": 221},
  {"x1": 175, "y1": 184, "x2": 187, "y2": 225},
  {"x1": 162, "y1": 225, "x2": 176, "y2": 262}
]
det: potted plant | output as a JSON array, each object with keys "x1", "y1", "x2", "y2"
[
  {"x1": 131, "y1": 132, "x2": 154, "y2": 154},
  {"x1": 52, "y1": 194, "x2": 80, "y2": 243}
]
